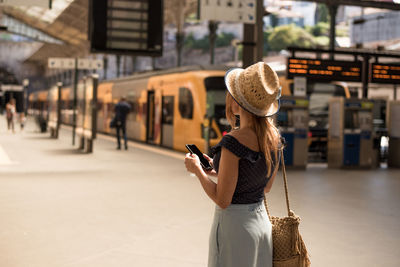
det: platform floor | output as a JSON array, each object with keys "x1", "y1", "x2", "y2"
[{"x1": 0, "y1": 116, "x2": 399, "y2": 267}]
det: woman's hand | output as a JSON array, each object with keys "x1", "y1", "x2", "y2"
[
  {"x1": 184, "y1": 153, "x2": 202, "y2": 174},
  {"x1": 203, "y1": 154, "x2": 217, "y2": 176}
]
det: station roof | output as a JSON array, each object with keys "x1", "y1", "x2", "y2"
[
  {"x1": 11, "y1": 0, "x2": 74, "y2": 24},
  {"x1": 1, "y1": 0, "x2": 198, "y2": 68},
  {"x1": 1, "y1": 0, "x2": 88, "y2": 67}
]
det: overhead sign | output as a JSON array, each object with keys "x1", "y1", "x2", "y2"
[
  {"x1": 287, "y1": 58, "x2": 362, "y2": 82},
  {"x1": 48, "y1": 58, "x2": 103, "y2": 70},
  {"x1": 0, "y1": 0, "x2": 49, "y2": 8},
  {"x1": 48, "y1": 58, "x2": 75, "y2": 69},
  {"x1": 370, "y1": 63, "x2": 400, "y2": 84},
  {"x1": 77, "y1": 59, "x2": 104, "y2": 70},
  {"x1": 89, "y1": 0, "x2": 163, "y2": 56},
  {"x1": 1, "y1": 85, "x2": 24, "y2": 91},
  {"x1": 293, "y1": 77, "x2": 307, "y2": 97},
  {"x1": 199, "y1": 0, "x2": 256, "y2": 24}
]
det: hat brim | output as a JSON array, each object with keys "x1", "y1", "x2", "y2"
[{"x1": 224, "y1": 68, "x2": 281, "y2": 117}]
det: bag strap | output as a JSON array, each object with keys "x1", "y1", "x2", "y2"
[{"x1": 264, "y1": 144, "x2": 292, "y2": 218}]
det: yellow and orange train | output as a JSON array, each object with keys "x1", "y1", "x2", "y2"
[
  {"x1": 29, "y1": 66, "x2": 249, "y2": 152},
  {"x1": 28, "y1": 65, "x2": 349, "y2": 154}
]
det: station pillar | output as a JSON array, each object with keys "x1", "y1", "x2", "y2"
[
  {"x1": 242, "y1": 0, "x2": 263, "y2": 67},
  {"x1": 387, "y1": 100, "x2": 400, "y2": 167},
  {"x1": 328, "y1": 4, "x2": 338, "y2": 59}
]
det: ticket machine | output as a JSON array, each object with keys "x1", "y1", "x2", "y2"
[
  {"x1": 328, "y1": 97, "x2": 374, "y2": 168},
  {"x1": 387, "y1": 100, "x2": 400, "y2": 168},
  {"x1": 277, "y1": 96, "x2": 309, "y2": 168}
]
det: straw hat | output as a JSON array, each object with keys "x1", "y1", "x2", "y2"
[{"x1": 225, "y1": 62, "x2": 281, "y2": 117}]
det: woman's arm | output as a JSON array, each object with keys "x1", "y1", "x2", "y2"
[
  {"x1": 264, "y1": 150, "x2": 280, "y2": 193},
  {"x1": 185, "y1": 147, "x2": 239, "y2": 209},
  {"x1": 264, "y1": 165, "x2": 278, "y2": 193}
]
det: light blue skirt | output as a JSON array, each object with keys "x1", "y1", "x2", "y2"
[{"x1": 208, "y1": 201, "x2": 273, "y2": 267}]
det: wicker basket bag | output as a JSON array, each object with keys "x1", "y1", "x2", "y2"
[{"x1": 264, "y1": 149, "x2": 311, "y2": 267}]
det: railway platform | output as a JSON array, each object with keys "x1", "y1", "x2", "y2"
[{"x1": 0, "y1": 116, "x2": 399, "y2": 267}]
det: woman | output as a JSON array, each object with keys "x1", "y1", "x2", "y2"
[
  {"x1": 185, "y1": 62, "x2": 282, "y2": 267},
  {"x1": 6, "y1": 98, "x2": 16, "y2": 133}
]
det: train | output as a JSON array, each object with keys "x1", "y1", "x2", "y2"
[{"x1": 28, "y1": 64, "x2": 350, "y2": 157}]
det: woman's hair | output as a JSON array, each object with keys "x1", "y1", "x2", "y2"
[{"x1": 225, "y1": 93, "x2": 280, "y2": 176}]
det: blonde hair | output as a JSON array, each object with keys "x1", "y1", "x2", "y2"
[{"x1": 226, "y1": 93, "x2": 280, "y2": 176}]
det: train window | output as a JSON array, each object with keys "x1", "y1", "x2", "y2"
[
  {"x1": 128, "y1": 101, "x2": 136, "y2": 121},
  {"x1": 204, "y1": 77, "x2": 226, "y2": 91},
  {"x1": 162, "y1": 96, "x2": 174, "y2": 125},
  {"x1": 178, "y1": 87, "x2": 193, "y2": 119},
  {"x1": 96, "y1": 101, "x2": 103, "y2": 111}
]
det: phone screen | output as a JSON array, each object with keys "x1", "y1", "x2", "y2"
[{"x1": 185, "y1": 144, "x2": 213, "y2": 170}]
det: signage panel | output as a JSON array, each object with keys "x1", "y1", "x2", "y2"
[
  {"x1": 77, "y1": 59, "x2": 104, "y2": 70},
  {"x1": 200, "y1": 0, "x2": 256, "y2": 24},
  {"x1": 0, "y1": 0, "x2": 49, "y2": 8},
  {"x1": 293, "y1": 77, "x2": 307, "y2": 97},
  {"x1": 371, "y1": 63, "x2": 400, "y2": 84},
  {"x1": 48, "y1": 58, "x2": 103, "y2": 70},
  {"x1": 89, "y1": 0, "x2": 163, "y2": 56},
  {"x1": 287, "y1": 58, "x2": 362, "y2": 82},
  {"x1": 1, "y1": 85, "x2": 24, "y2": 91},
  {"x1": 48, "y1": 58, "x2": 75, "y2": 69}
]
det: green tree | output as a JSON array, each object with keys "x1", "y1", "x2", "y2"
[
  {"x1": 314, "y1": 36, "x2": 329, "y2": 47},
  {"x1": 310, "y1": 22, "x2": 330, "y2": 36},
  {"x1": 184, "y1": 32, "x2": 236, "y2": 52},
  {"x1": 263, "y1": 27, "x2": 274, "y2": 55},
  {"x1": 268, "y1": 24, "x2": 315, "y2": 51},
  {"x1": 315, "y1": 3, "x2": 329, "y2": 23},
  {"x1": 184, "y1": 33, "x2": 209, "y2": 51},
  {"x1": 216, "y1": 32, "x2": 235, "y2": 47}
]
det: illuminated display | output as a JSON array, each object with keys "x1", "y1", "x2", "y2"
[
  {"x1": 287, "y1": 58, "x2": 362, "y2": 82},
  {"x1": 371, "y1": 63, "x2": 400, "y2": 84}
]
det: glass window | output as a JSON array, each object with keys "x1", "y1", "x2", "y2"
[
  {"x1": 178, "y1": 87, "x2": 193, "y2": 119},
  {"x1": 162, "y1": 96, "x2": 174, "y2": 125}
]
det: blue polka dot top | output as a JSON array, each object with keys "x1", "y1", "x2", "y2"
[{"x1": 211, "y1": 134, "x2": 278, "y2": 204}]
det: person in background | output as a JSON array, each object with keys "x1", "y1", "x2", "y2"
[
  {"x1": 114, "y1": 97, "x2": 131, "y2": 150},
  {"x1": 184, "y1": 62, "x2": 282, "y2": 267},
  {"x1": 5, "y1": 98, "x2": 16, "y2": 133}
]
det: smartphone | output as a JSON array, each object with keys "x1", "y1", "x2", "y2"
[{"x1": 185, "y1": 144, "x2": 213, "y2": 171}]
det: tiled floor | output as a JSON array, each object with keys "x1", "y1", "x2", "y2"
[{"x1": 0, "y1": 117, "x2": 399, "y2": 267}]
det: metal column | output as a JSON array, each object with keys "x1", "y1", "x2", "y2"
[{"x1": 242, "y1": 0, "x2": 263, "y2": 68}]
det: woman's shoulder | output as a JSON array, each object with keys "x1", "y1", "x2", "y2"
[{"x1": 227, "y1": 129, "x2": 259, "y2": 152}]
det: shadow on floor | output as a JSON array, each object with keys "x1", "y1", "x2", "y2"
[
  {"x1": 44, "y1": 148, "x2": 88, "y2": 155},
  {"x1": 24, "y1": 135, "x2": 54, "y2": 140}
]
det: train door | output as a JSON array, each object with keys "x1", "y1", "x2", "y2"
[
  {"x1": 146, "y1": 90, "x2": 155, "y2": 143},
  {"x1": 161, "y1": 95, "x2": 174, "y2": 148}
]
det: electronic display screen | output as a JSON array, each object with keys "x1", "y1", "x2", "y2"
[
  {"x1": 370, "y1": 63, "x2": 400, "y2": 84},
  {"x1": 344, "y1": 110, "x2": 360, "y2": 130},
  {"x1": 287, "y1": 58, "x2": 362, "y2": 82},
  {"x1": 89, "y1": 0, "x2": 163, "y2": 56}
]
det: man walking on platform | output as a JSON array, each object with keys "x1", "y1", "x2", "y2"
[{"x1": 114, "y1": 97, "x2": 131, "y2": 150}]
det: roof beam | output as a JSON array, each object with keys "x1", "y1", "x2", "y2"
[{"x1": 291, "y1": 0, "x2": 400, "y2": 10}]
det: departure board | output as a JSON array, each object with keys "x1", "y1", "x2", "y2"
[
  {"x1": 287, "y1": 58, "x2": 362, "y2": 82},
  {"x1": 89, "y1": 0, "x2": 163, "y2": 56},
  {"x1": 371, "y1": 63, "x2": 400, "y2": 84}
]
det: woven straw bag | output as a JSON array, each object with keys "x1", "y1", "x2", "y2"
[{"x1": 264, "y1": 149, "x2": 311, "y2": 267}]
